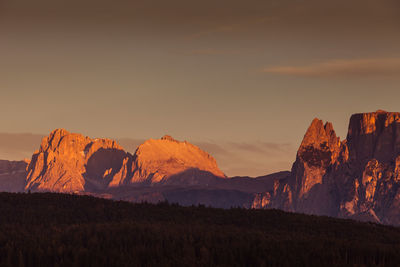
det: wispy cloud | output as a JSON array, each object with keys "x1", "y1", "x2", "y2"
[{"x1": 263, "y1": 58, "x2": 400, "y2": 78}]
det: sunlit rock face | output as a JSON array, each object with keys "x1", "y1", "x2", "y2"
[
  {"x1": 347, "y1": 110, "x2": 400, "y2": 164},
  {"x1": 25, "y1": 129, "x2": 133, "y2": 193},
  {"x1": 254, "y1": 119, "x2": 342, "y2": 215},
  {"x1": 255, "y1": 110, "x2": 400, "y2": 225},
  {"x1": 291, "y1": 119, "x2": 342, "y2": 214},
  {"x1": 25, "y1": 131, "x2": 226, "y2": 193},
  {"x1": 251, "y1": 192, "x2": 271, "y2": 209},
  {"x1": 131, "y1": 135, "x2": 226, "y2": 184},
  {"x1": 337, "y1": 111, "x2": 400, "y2": 224}
]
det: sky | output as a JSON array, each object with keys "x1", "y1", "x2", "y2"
[{"x1": 0, "y1": 0, "x2": 399, "y2": 176}]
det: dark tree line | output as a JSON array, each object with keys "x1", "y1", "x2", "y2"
[{"x1": 0, "y1": 192, "x2": 398, "y2": 266}]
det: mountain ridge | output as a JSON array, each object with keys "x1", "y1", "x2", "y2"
[
  {"x1": 25, "y1": 129, "x2": 227, "y2": 193},
  {"x1": 2, "y1": 110, "x2": 400, "y2": 224},
  {"x1": 255, "y1": 110, "x2": 400, "y2": 225}
]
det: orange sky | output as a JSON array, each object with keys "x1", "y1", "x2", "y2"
[{"x1": 0, "y1": 0, "x2": 399, "y2": 176}]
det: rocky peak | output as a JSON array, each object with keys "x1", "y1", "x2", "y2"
[
  {"x1": 266, "y1": 110, "x2": 400, "y2": 224},
  {"x1": 288, "y1": 118, "x2": 342, "y2": 212},
  {"x1": 26, "y1": 129, "x2": 133, "y2": 193},
  {"x1": 297, "y1": 118, "x2": 341, "y2": 168},
  {"x1": 131, "y1": 135, "x2": 226, "y2": 184},
  {"x1": 40, "y1": 128, "x2": 70, "y2": 151},
  {"x1": 347, "y1": 110, "x2": 400, "y2": 163},
  {"x1": 160, "y1": 135, "x2": 178, "y2": 142},
  {"x1": 25, "y1": 130, "x2": 226, "y2": 191}
]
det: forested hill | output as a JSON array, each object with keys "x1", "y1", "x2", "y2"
[{"x1": 0, "y1": 193, "x2": 399, "y2": 266}]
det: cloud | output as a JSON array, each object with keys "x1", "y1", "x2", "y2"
[{"x1": 263, "y1": 58, "x2": 400, "y2": 78}]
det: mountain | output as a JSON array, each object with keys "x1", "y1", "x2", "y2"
[
  {"x1": 25, "y1": 129, "x2": 227, "y2": 193},
  {"x1": 25, "y1": 129, "x2": 133, "y2": 192},
  {"x1": 254, "y1": 110, "x2": 400, "y2": 225},
  {"x1": 4, "y1": 110, "x2": 400, "y2": 224},
  {"x1": 20, "y1": 129, "x2": 284, "y2": 208},
  {"x1": 131, "y1": 135, "x2": 226, "y2": 185}
]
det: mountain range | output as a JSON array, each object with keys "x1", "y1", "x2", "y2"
[{"x1": 2, "y1": 110, "x2": 400, "y2": 225}]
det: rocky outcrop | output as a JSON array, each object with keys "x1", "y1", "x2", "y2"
[
  {"x1": 337, "y1": 111, "x2": 400, "y2": 224},
  {"x1": 25, "y1": 130, "x2": 226, "y2": 192},
  {"x1": 130, "y1": 135, "x2": 226, "y2": 184},
  {"x1": 25, "y1": 129, "x2": 133, "y2": 193},
  {"x1": 347, "y1": 110, "x2": 400, "y2": 164},
  {"x1": 253, "y1": 110, "x2": 400, "y2": 225},
  {"x1": 252, "y1": 119, "x2": 342, "y2": 215},
  {"x1": 291, "y1": 119, "x2": 342, "y2": 214}
]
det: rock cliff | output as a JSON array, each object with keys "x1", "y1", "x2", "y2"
[
  {"x1": 131, "y1": 135, "x2": 226, "y2": 184},
  {"x1": 253, "y1": 110, "x2": 400, "y2": 225},
  {"x1": 25, "y1": 130, "x2": 226, "y2": 192},
  {"x1": 25, "y1": 129, "x2": 133, "y2": 192}
]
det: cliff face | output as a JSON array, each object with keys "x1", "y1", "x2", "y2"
[
  {"x1": 253, "y1": 110, "x2": 400, "y2": 225},
  {"x1": 337, "y1": 111, "x2": 400, "y2": 224},
  {"x1": 131, "y1": 135, "x2": 226, "y2": 184},
  {"x1": 291, "y1": 119, "x2": 342, "y2": 214},
  {"x1": 347, "y1": 111, "x2": 400, "y2": 164},
  {"x1": 25, "y1": 131, "x2": 226, "y2": 192},
  {"x1": 25, "y1": 129, "x2": 133, "y2": 192}
]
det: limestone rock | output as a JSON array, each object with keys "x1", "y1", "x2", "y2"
[
  {"x1": 25, "y1": 129, "x2": 133, "y2": 192},
  {"x1": 272, "y1": 118, "x2": 343, "y2": 215},
  {"x1": 347, "y1": 110, "x2": 400, "y2": 164},
  {"x1": 131, "y1": 135, "x2": 226, "y2": 184},
  {"x1": 251, "y1": 192, "x2": 271, "y2": 209},
  {"x1": 258, "y1": 110, "x2": 400, "y2": 225},
  {"x1": 25, "y1": 130, "x2": 226, "y2": 192},
  {"x1": 293, "y1": 118, "x2": 341, "y2": 198}
]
